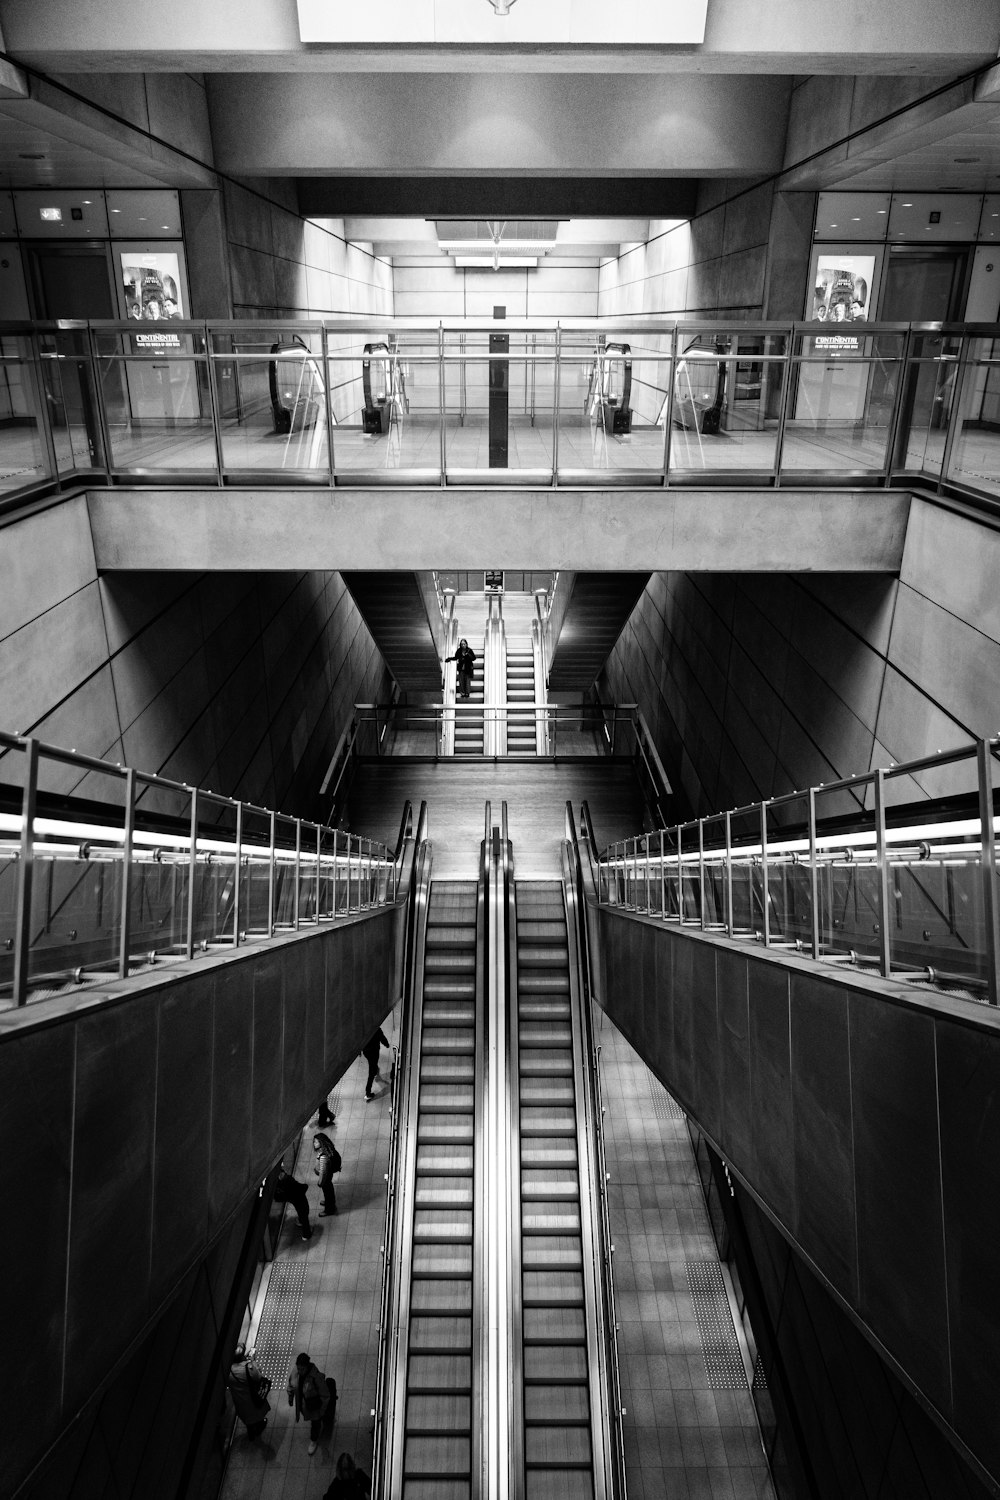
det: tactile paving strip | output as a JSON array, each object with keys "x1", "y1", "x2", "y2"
[
  {"x1": 686, "y1": 1259, "x2": 748, "y2": 1389},
  {"x1": 250, "y1": 1260, "x2": 307, "y2": 1387},
  {"x1": 649, "y1": 1085, "x2": 685, "y2": 1121}
]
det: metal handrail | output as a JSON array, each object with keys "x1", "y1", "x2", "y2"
[
  {"x1": 591, "y1": 736, "x2": 1000, "y2": 1007},
  {"x1": 4, "y1": 317, "x2": 1000, "y2": 512}
]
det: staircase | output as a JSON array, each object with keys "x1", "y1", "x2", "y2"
[{"x1": 505, "y1": 639, "x2": 536, "y2": 756}]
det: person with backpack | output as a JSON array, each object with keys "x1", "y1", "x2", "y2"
[
  {"x1": 286, "y1": 1351, "x2": 337, "y2": 1456},
  {"x1": 227, "y1": 1343, "x2": 271, "y2": 1440},
  {"x1": 312, "y1": 1131, "x2": 341, "y2": 1216}
]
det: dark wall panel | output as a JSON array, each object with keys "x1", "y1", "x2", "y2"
[
  {"x1": 596, "y1": 904, "x2": 1000, "y2": 1492},
  {"x1": 850, "y1": 994, "x2": 949, "y2": 1412},
  {"x1": 0, "y1": 907, "x2": 396, "y2": 1496},
  {"x1": 789, "y1": 972, "x2": 857, "y2": 1301}
]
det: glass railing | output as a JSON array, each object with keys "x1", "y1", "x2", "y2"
[
  {"x1": 2, "y1": 318, "x2": 999, "y2": 508},
  {"x1": 0, "y1": 730, "x2": 405, "y2": 1009},
  {"x1": 595, "y1": 738, "x2": 1000, "y2": 1007}
]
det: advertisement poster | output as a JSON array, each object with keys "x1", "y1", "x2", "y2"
[
  {"x1": 810, "y1": 253, "x2": 876, "y2": 352},
  {"x1": 120, "y1": 251, "x2": 184, "y2": 349}
]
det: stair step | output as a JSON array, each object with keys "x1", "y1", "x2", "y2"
[
  {"x1": 411, "y1": 1279, "x2": 472, "y2": 1315},
  {"x1": 407, "y1": 1354, "x2": 472, "y2": 1392},
  {"x1": 406, "y1": 1392, "x2": 472, "y2": 1433}
]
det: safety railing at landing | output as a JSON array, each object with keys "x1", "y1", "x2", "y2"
[
  {"x1": 1, "y1": 317, "x2": 999, "y2": 512},
  {"x1": 322, "y1": 699, "x2": 674, "y2": 829},
  {"x1": 587, "y1": 738, "x2": 1000, "y2": 1008},
  {"x1": 0, "y1": 729, "x2": 408, "y2": 1010}
]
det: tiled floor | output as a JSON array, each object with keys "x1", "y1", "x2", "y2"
[
  {"x1": 595, "y1": 1007, "x2": 776, "y2": 1500},
  {"x1": 220, "y1": 1014, "x2": 399, "y2": 1500}
]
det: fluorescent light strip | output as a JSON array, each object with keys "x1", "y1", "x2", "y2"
[
  {"x1": 454, "y1": 255, "x2": 539, "y2": 268},
  {"x1": 439, "y1": 239, "x2": 556, "y2": 252}
]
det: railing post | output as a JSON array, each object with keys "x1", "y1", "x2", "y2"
[
  {"x1": 294, "y1": 818, "x2": 302, "y2": 930},
  {"x1": 724, "y1": 810, "x2": 733, "y2": 937},
  {"x1": 315, "y1": 824, "x2": 322, "y2": 922},
  {"x1": 86, "y1": 325, "x2": 116, "y2": 477},
  {"x1": 698, "y1": 818, "x2": 706, "y2": 929},
  {"x1": 645, "y1": 833, "x2": 651, "y2": 914},
  {"x1": 873, "y1": 769, "x2": 892, "y2": 978},
  {"x1": 676, "y1": 823, "x2": 682, "y2": 921},
  {"x1": 886, "y1": 325, "x2": 915, "y2": 479},
  {"x1": 808, "y1": 787, "x2": 820, "y2": 961},
  {"x1": 332, "y1": 827, "x2": 339, "y2": 916},
  {"x1": 659, "y1": 828, "x2": 666, "y2": 921},
  {"x1": 760, "y1": 802, "x2": 770, "y2": 946},
  {"x1": 771, "y1": 327, "x2": 795, "y2": 487},
  {"x1": 552, "y1": 323, "x2": 561, "y2": 483},
  {"x1": 977, "y1": 739, "x2": 999, "y2": 1006},
  {"x1": 186, "y1": 786, "x2": 199, "y2": 961},
  {"x1": 322, "y1": 325, "x2": 336, "y2": 484},
  {"x1": 662, "y1": 324, "x2": 677, "y2": 485},
  {"x1": 12, "y1": 737, "x2": 39, "y2": 1007},
  {"x1": 234, "y1": 800, "x2": 243, "y2": 946},
  {"x1": 118, "y1": 766, "x2": 136, "y2": 979},
  {"x1": 267, "y1": 809, "x2": 277, "y2": 937},
  {"x1": 203, "y1": 324, "x2": 226, "y2": 485},
  {"x1": 438, "y1": 323, "x2": 446, "y2": 484},
  {"x1": 939, "y1": 332, "x2": 971, "y2": 491}
]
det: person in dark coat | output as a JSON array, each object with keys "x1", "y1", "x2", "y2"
[
  {"x1": 273, "y1": 1164, "x2": 313, "y2": 1240},
  {"x1": 362, "y1": 1027, "x2": 390, "y2": 1100},
  {"x1": 323, "y1": 1450, "x2": 371, "y2": 1498},
  {"x1": 446, "y1": 637, "x2": 476, "y2": 698},
  {"x1": 313, "y1": 1132, "x2": 339, "y2": 1215},
  {"x1": 228, "y1": 1343, "x2": 270, "y2": 1439},
  {"x1": 287, "y1": 1351, "x2": 336, "y2": 1456}
]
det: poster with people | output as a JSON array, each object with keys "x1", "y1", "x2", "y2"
[
  {"x1": 120, "y1": 251, "x2": 184, "y2": 348},
  {"x1": 810, "y1": 253, "x2": 876, "y2": 351}
]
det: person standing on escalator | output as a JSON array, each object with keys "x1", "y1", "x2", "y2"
[{"x1": 446, "y1": 637, "x2": 476, "y2": 699}]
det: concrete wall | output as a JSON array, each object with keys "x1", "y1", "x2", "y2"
[
  {"x1": 599, "y1": 496, "x2": 1000, "y2": 820},
  {"x1": 597, "y1": 908, "x2": 1000, "y2": 1493},
  {"x1": 392, "y1": 258, "x2": 599, "y2": 322},
  {"x1": 0, "y1": 910, "x2": 398, "y2": 1496},
  {"x1": 0, "y1": 494, "x2": 392, "y2": 822},
  {"x1": 220, "y1": 179, "x2": 393, "y2": 319}
]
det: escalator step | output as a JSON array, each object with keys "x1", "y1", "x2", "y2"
[
  {"x1": 518, "y1": 922, "x2": 566, "y2": 943},
  {"x1": 412, "y1": 1244, "x2": 472, "y2": 1278},
  {"x1": 408, "y1": 1354, "x2": 472, "y2": 1392},
  {"x1": 403, "y1": 1436, "x2": 472, "y2": 1476},
  {"x1": 413, "y1": 1209, "x2": 473, "y2": 1242},
  {"x1": 409, "y1": 1316, "x2": 472, "y2": 1352},
  {"x1": 522, "y1": 1201, "x2": 581, "y2": 1235},
  {"x1": 419, "y1": 1087, "x2": 475, "y2": 1114},
  {"x1": 519, "y1": 974, "x2": 570, "y2": 995},
  {"x1": 520, "y1": 1079, "x2": 574, "y2": 1107},
  {"x1": 423, "y1": 979, "x2": 476, "y2": 1001},
  {"x1": 425, "y1": 951, "x2": 476, "y2": 973},
  {"x1": 522, "y1": 1270, "x2": 584, "y2": 1306},
  {"x1": 525, "y1": 1475, "x2": 594, "y2": 1500},
  {"x1": 402, "y1": 1484, "x2": 470, "y2": 1500},
  {"x1": 523, "y1": 1345, "x2": 588, "y2": 1383},
  {"x1": 519, "y1": 999, "x2": 571, "y2": 1022},
  {"x1": 416, "y1": 1144, "x2": 474, "y2": 1176},
  {"x1": 423, "y1": 1000, "x2": 476, "y2": 1028},
  {"x1": 517, "y1": 947, "x2": 569, "y2": 969},
  {"x1": 406, "y1": 1392, "x2": 471, "y2": 1432},
  {"x1": 521, "y1": 1169, "x2": 579, "y2": 1200},
  {"x1": 422, "y1": 1027, "x2": 475, "y2": 1055},
  {"x1": 416, "y1": 1116, "x2": 476, "y2": 1146},
  {"x1": 426, "y1": 926, "x2": 476, "y2": 948},
  {"x1": 520, "y1": 1106, "x2": 576, "y2": 1135},
  {"x1": 525, "y1": 1427, "x2": 592, "y2": 1467},
  {"x1": 522, "y1": 1235, "x2": 582, "y2": 1270},
  {"x1": 519, "y1": 1022, "x2": 572, "y2": 1048},
  {"x1": 519, "y1": 1049, "x2": 572, "y2": 1076},
  {"x1": 523, "y1": 1385, "x2": 589, "y2": 1425},
  {"x1": 411, "y1": 1279, "x2": 472, "y2": 1315},
  {"x1": 421, "y1": 1057, "x2": 475, "y2": 1083},
  {"x1": 415, "y1": 1177, "x2": 474, "y2": 1210},
  {"x1": 520, "y1": 1140, "x2": 577, "y2": 1170},
  {"x1": 524, "y1": 1307, "x2": 587, "y2": 1344}
]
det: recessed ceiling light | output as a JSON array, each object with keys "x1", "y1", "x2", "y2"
[
  {"x1": 902, "y1": 202, "x2": 913, "y2": 207},
  {"x1": 851, "y1": 217, "x2": 860, "y2": 221},
  {"x1": 82, "y1": 199, "x2": 92, "y2": 205},
  {"x1": 111, "y1": 208, "x2": 121, "y2": 213},
  {"x1": 161, "y1": 224, "x2": 170, "y2": 229},
  {"x1": 877, "y1": 210, "x2": 887, "y2": 214}
]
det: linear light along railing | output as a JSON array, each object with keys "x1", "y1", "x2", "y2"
[
  {"x1": 3, "y1": 318, "x2": 1000, "y2": 513},
  {"x1": 1, "y1": 730, "x2": 403, "y2": 1008},
  {"x1": 594, "y1": 737, "x2": 1000, "y2": 1007}
]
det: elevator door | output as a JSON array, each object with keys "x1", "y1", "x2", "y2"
[
  {"x1": 882, "y1": 248, "x2": 969, "y2": 443},
  {"x1": 27, "y1": 243, "x2": 116, "y2": 320}
]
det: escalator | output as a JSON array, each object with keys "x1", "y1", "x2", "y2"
[
  {"x1": 505, "y1": 639, "x2": 536, "y2": 756},
  {"x1": 394, "y1": 878, "x2": 483, "y2": 1497},
  {"x1": 512, "y1": 880, "x2": 598, "y2": 1498},
  {"x1": 454, "y1": 647, "x2": 485, "y2": 756}
]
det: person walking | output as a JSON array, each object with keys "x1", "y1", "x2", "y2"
[
  {"x1": 227, "y1": 1343, "x2": 271, "y2": 1440},
  {"x1": 316, "y1": 1094, "x2": 336, "y2": 1128},
  {"x1": 323, "y1": 1450, "x2": 372, "y2": 1498},
  {"x1": 446, "y1": 637, "x2": 476, "y2": 699},
  {"x1": 362, "y1": 1027, "x2": 390, "y2": 1100},
  {"x1": 287, "y1": 1352, "x2": 336, "y2": 1456},
  {"x1": 313, "y1": 1131, "x2": 341, "y2": 1215},
  {"x1": 273, "y1": 1163, "x2": 313, "y2": 1240}
]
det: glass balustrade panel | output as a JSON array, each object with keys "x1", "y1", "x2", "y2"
[
  {"x1": 761, "y1": 796, "x2": 812, "y2": 946},
  {"x1": 556, "y1": 330, "x2": 669, "y2": 479},
  {"x1": 781, "y1": 329, "x2": 904, "y2": 476},
  {"x1": 668, "y1": 329, "x2": 786, "y2": 478},
  {"x1": 0, "y1": 334, "x2": 53, "y2": 497},
  {"x1": 728, "y1": 806, "x2": 762, "y2": 936},
  {"x1": 210, "y1": 326, "x2": 328, "y2": 479},
  {"x1": 441, "y1": 329, "x2": 554, "y2": 478},
  {"x1": 700, "y1": 815, "x2": 729, "y2": 929},
  {"x1": 812, "y1": 781, "x2": 879, "y2": 970},
  {"x1": 944, "y1": 335, "x2": 1000, "y2": 498},
  {"x1": 894, "y1": 331, "x2": 962, "y2": 479},
  {"x1": 39, "y1": 330, "x2": 106, "y2": 477},
  {"x1": 325, "y1": 329, "x2": 442, "y2": 475},
  {"x1": 97, "y1": 327, "x2": 216, "y2": 475}
]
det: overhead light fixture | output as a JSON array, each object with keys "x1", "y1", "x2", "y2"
[
  {"x1": 486, "y1": 0, "x2": 518, "y2": 12},
  {"x1": 455, "y1": 255, "x2": 538, "y2": 268},
  {"x1": 439, "y1": 239, "x2": 556, "y2": 253}
]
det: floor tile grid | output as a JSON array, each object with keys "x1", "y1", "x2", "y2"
[
  {"x1": 594, "y1": 1007, "x2": 776, "y2": 1500},
  {"x1": 220, "y1": 1012, "x2": 398, "y2": 1500}
]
